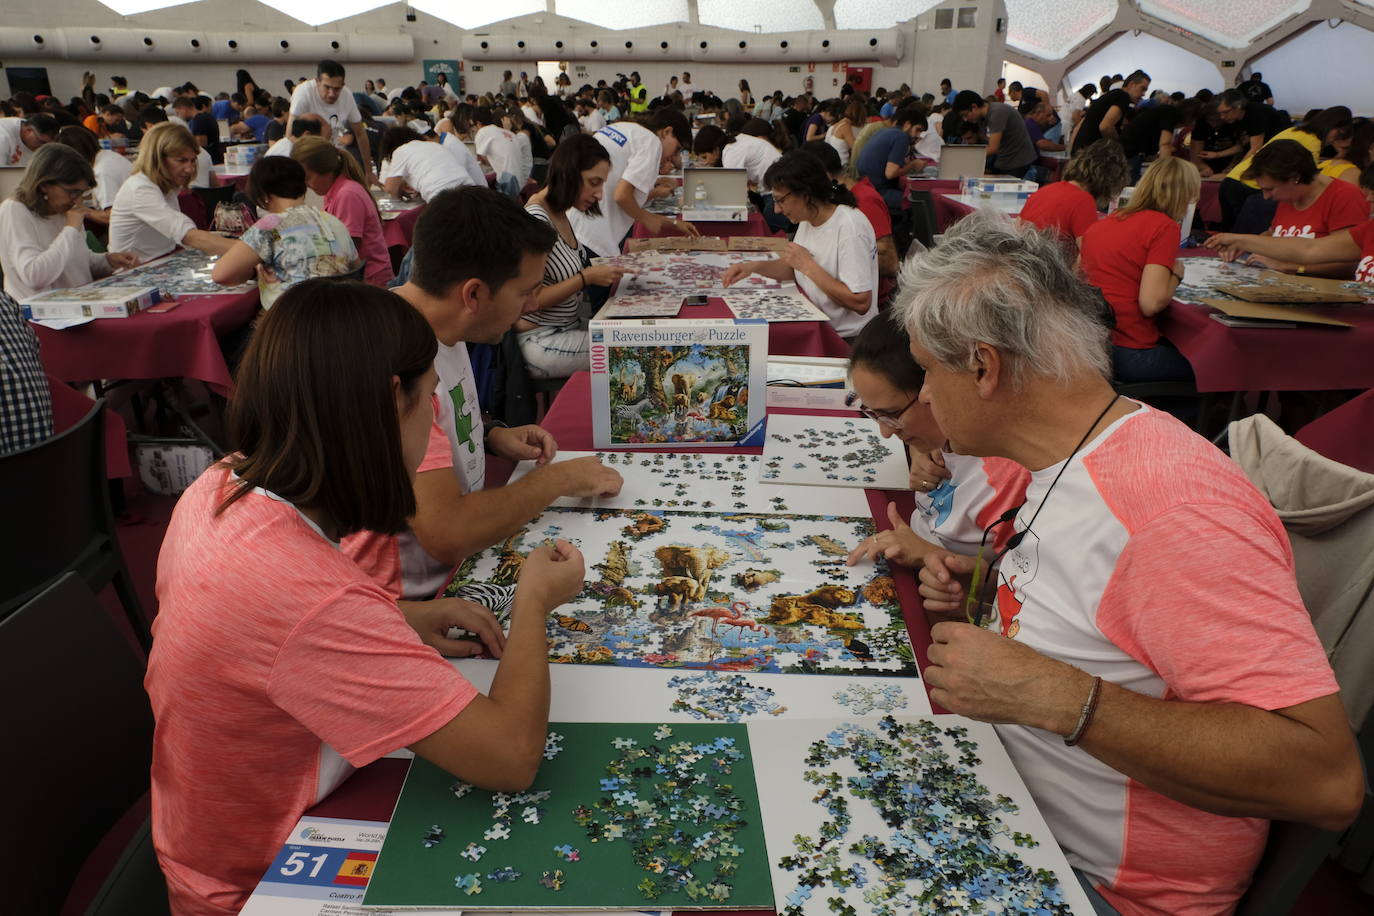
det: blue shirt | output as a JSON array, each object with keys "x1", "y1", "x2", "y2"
[
  {"x1": 211, "y1": 99, "x2": 235, "y2": 121},
  {"x1": 880, "y1": 101, "x2": 895, "y2": 119},
  {"x1": 944, "y1": 90, "x2": 957, "y2": 106},
  {"x1": 244, "y1": 114, "x2": 271, "y2": 142},
  {"x1": 855, "y1": 127, "x2": 910, "y2": 195}
]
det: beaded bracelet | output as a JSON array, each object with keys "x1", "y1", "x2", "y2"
[{"x1": 1064, "y1": 676, "x2": 1103, "y2": 747}]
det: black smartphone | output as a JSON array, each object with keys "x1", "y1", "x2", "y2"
[{"x1": 683, "y1": 294, "x2": 709, "y2": 307}]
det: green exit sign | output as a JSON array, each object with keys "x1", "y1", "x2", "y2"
[
  {"x1": 788, "y1": 65, "x2": 801, "y2": 73},
  {"x1": 471, "y1": 65, "x2": 484, "y2": 71}
]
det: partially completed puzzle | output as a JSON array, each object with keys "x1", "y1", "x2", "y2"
[
  {"x1": 444, "y1": 506, "x2": 917, "y2": 677},
  {"x1": 762, "y1": 415, "x2": 910, "y2": 490}
]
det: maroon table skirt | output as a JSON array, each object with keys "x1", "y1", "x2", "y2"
[{"x1": 381, "y1": 203, "x2": 425, "y2": 250}]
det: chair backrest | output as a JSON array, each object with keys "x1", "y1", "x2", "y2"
[
  {"x1": 0, "y1": 573, "x2": 156, "y2": 914},
  {"x1": 0, "y1": 399, "x2": 111, "y2": 614}
]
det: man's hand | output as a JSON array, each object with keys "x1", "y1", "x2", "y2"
[
  {"x1": 516, "y1": 539, "x2": 586, "y2": 611},
  {"x1": 909, "y1": 447, "x2": 950, "y2": 493},
  {"x1": 924, "y1": 621, "x2": 1091, "y2": 734},
  {"x1": 488, "y1": 424, "x2": 557, "y2": 465},
  {"x1": 399, "y1": 597, "x2": 507, "y2": 658},
  {"x1": 542, "y1": 455, "x2": 623, "y2": 498},
  {"x1": 845, "y1": 502, "x2": 930, "y2": 569},
  {"x1": 918, "y1": 549, "x2": 981, "y2": 616}
]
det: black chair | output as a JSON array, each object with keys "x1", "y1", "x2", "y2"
[
  {"x1": 0, "y1": 399, "x2": 151, "y2": 650},
  {"x1": 1, "y1": 573, "x2": 166, "y2": 915}
]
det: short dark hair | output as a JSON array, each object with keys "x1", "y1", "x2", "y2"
[
  {"x1": 317, "y1": 59, "x2": 346, "y2": 81},
  {"x1": 544, "y1": 133, "x2": 611, "y2": 215},
  {"x1": 896, "y1": 107, "x2": 928, "y2": 129},
  {"x1": 1244, "y1": 138, "x2": 1318, "y2": 185},
  {"x1": 801, "y1": 138, "x2": 843, "y2": 177},
  {"x1": 951, "y1": 90, "x2": 984, "y2": 115},
  {"x1": 25, "y1": 113, "x2": 60, "y2": 140},
  {"x1": 222, "y1": 279, "x2": 437, "y2": 536},
  {"x1": 1125, "y1": 69, "x2": 1150, "y2": 86},
  {"x1": 692, "y1": 124, "x2": 731, "y2": 157},
  {"x1": 763, "y1": 150, "x2": 855, "y2": 210},
  {"x1": 379, "y1": 124, "x2": 418, "y2": 161},
  {"x1": 471, "y1": 106, "x2": 496, "y2": 126},
  {"x1": 247, "y1": 155, "x2": 308, "y2": 206},
  {"x1": 849, "y1": 311, "x2": 923, "y2": 392},
  {"x1": 1217, "y1": 88, "x2": 1247, "y2": 110},
  {"x1": 56, "y1": 124, "x2": 100, "y2": 163},
  {"x1": 642, "y1": 107, "x2": 691, "y2": 149},
  {"x1": 291, "y1": 117, "x2": 323, "y2": 139},
  {"x1": 410, "y1": 186, "x2": 557, "y2": 298}
]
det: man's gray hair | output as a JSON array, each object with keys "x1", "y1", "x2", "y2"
[{"x1": 891, "y1": 212, "x2": 1112, "y2": 387}]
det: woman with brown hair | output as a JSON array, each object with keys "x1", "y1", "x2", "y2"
[
  {"x1": 147, "y1": 278, "x2": 585, "y2": 916},
  {"x1": 1020, "y1": 138, "x2": 1130, "y2": 248},
  {"x1": 0, "y1": 143, "x2": 138, "y2": 300},
  {"x1": 108, "y1": 121, "x2": 235, "y2": 260},
  {"x1": 291, "y1": 135, "x2": 393, "y2": 286}
]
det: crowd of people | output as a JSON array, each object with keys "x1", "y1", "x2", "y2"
[{"x1": 1, "y1": 57, "x2": 1368, "y2": 916}]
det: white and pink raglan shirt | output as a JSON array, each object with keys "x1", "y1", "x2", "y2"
[
  {"x1": 909, "y1": 452, "x2": 1031, "y2": 555},
  {"x1": 985, "y1": 403, "x2": 1337, "y2": 915}
]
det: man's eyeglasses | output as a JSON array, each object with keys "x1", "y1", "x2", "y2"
[
  {"x1": 965, "y1": 505, "x2": 1025, "y2": 626},
  {"x1": 845, "y1": 390, "x2": 920, "y2": 430}
]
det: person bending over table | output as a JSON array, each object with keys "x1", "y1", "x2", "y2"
[
  {"x1": 291, "y1": 136, "x2": 394, "y2": 287},
  {"x1": 853, "y1": 106, "x2": 928, "y2": 215},
  {"x1": 520, "y1": 135, "x2": 626, "y2": 380},
  {"x1": 0, "y1": 144, "x2": 138, "y2": 301},
  {"x1": 569, "y1": 109, "x2": 699, "y2": 260},
  {"x1": 1079, "y1": 156, "x2": 1199, "y2": 384},
  {"x1": 210, "y1": 157, "x2": 359, "y2": 309},
  {"x1": 843, "y1": 312, "x2": 1029, "y2": 571},
  {"x1": 287, "y1": 59, "x2": 377, "y2": 186},
  {"x1": 1019, "y1": 138, "x2": 1130, "y2": 252},
  {"x1": 341, "y1": 187, "x2": 622, "y2": 602},
  {"x1": 900, "y1": 214, "x2": 1362, "y2": 916},
  {"x1": 1218, "y1": 138, "x2": 1367, "y2": 279},
  {"x1": 148, "y1": 279, "x2": 586, "y2": 915},
  {"x1": 379, "y1": 125, "x2": 479, "y2": 203},
  {"x1": 722, "y1": 151, "x2": 878, "y2": 343},
  {"x1": 1207, "y1": 189, "x2": 1374, "y2": 284},
  {"x1": 54, "y1": 124, "x2": 132, "y2": 226},
  {"x1": 107, "y1": 122, "x2": 236, "y2": 262}
]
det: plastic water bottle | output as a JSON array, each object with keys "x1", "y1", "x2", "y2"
[{"x1": 694, "y1": 180, "x2": 709, "y2": 207}]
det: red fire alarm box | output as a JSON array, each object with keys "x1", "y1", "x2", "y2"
[{"x1": 844, "y1": 66, "x2": 873, "y2": 94}]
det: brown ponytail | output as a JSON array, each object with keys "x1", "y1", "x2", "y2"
[{"x1": 290, "y1": 136, "x2": 379, "y2": 218}]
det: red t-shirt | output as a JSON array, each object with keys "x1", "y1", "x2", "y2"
[
  {"x1": 1270, "y1": 178, "x2": 1368, "y2": 239},
  {"x1": 851, "y1": 177, "x2": 893, "y2": 239},
  {"x1": 1020, "y1": 181, "x2": 1099, "y2": 241},
  {"x1": 1080, "y1": 209, "x2": 1180, "y2": 349},
  {"x1": 1353, "y1": 219, "x2": 1374, "y2": 283}
]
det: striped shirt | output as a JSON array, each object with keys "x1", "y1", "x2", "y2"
[{"x1": 524, "y1": 202, "x2": 586, "y2": 330}]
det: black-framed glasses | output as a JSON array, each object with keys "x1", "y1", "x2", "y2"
[{"x1": 845, "y1": 390, "x2": 920, "y2": 430}]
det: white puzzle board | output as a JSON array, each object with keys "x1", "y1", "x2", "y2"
[
  {"x1": 452, "y1": 659, "x2": 931, "y2": 721},
  {"x1": 615, "y1": 251, "x2": 784, "y2": 294},
  {"x1": 505, "y1": 451, "x2": 872, "y2": 518},
  {"x1": 749, "y1": 715, "x2": 1094, "y2": 916},
  {"x1": 594, "y1": 292, "x2": 686, "y2": 319},
  {"x1": 762, "y1": 415, "x2": 910, "y2": 490},
  {"x1": 722, "y1": 285, "x2": 830, "y2": 323}
]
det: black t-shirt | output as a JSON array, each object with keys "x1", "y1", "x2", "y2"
[
  {"x1": 264, "y1": 119, "x2": 286, "y2": 143},
  {"x1": 190, "y1": 110, "x2": 223, "y2": 164},
  {"x1": 780, "y1": 107, "x2": 807, "y2": 146},
  {"x1": 1242, "y1": 103, "x2": 1286, "y2": 142},
  {"x1": 1189, "y1": 117, "x2": 1246, "y2": 171},
  {"x1": 1240, "y1": 80, "x2": 1273, "y2": 105},
  {"x1": 1121, "y1": 105, "x2": 1180, "y2": 158},
  {"x1": 1072, "y1": 88, "x2": 1132, "y2": 154}
]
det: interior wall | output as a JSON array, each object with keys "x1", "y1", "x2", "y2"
[
  {"x1": 1063, "y1": 30, "x2": 1224, "y2": 100},
  {"x1": 1000, "y1": 61, "x2": 1048, "y2": 95},
  {"x1": 1250, "y1": 20, "x2": 1374, "y2": 116}
]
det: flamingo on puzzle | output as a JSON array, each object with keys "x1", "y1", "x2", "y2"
[{"x1": 690, "y1": 601, "x2": 767, "y2": 637}]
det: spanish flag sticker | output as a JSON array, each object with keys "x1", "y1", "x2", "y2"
[{"x1": 335, "y1": 851, "x2": 377, "y2": 886}]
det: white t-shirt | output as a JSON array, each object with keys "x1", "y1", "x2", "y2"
[
  {"x1": 108, "y1": 172, "x2": 198, "y2": 262},
  {"x1": 914, "y1": 127, "x2": 944, "y2": 162},
  {"x1": 511, "y1": 132, "x2": 534, "y2": 185},
  {"x1": 439, "y1": 135, "x2": 488, "y2": 187},
  {"x1": 0, "y1": 118, "x2": 32, "y2": 166},
  {"x1": 474, "y1": 124, "x2": 520, "y2": 181},
  {"x1": 191, "y1": 147, "x2": 213, "y2": 189},
  {"x1": 264, "y1": 136, "x2": 295, "y2": 158},
  {"x1": 908, "y1": 452, "x2": 1029, "y2": 555},
  {"x1": 92, "y1": 149, "x2": 134, "y2": 210},
  {"x1": 289, "y1": 79, "x2": 362, "y2": 136},
  {"x1": 0, "y1": 199, "x2": 113, "y2": 301},
  {"x1": 569, "y1": 122, "x2": 664, "y2": 257},
  {"x1": 791, "y1": 204, "x2": 878, "y2": 337},
  {"x1": 521, "y1": 103, "x2": 545, "y2": 128},
  {"x1": 380, "y1": 141, "x2": 474, "y2": 202},
  {"x1": 580, "y1": 109, "x2": 607, "y2": 134},
  {"x1": 722, "y1": 133, "x2": 783, "y2": 188},
  {"x1": 166, "y1": 114, "x2": 190, "y2": 130}
]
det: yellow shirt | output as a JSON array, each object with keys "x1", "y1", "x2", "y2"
[
  {"x1": 1227, "y1": 127, "x2": 1321, "y2": 188},
  {"x1": 1319, "y1": 159, "x2": 1359, "y2": 181},
  {"x1": 629, "y1": 84, "x2": 648, "y2": 114}
]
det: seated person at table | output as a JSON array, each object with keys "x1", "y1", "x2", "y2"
[
  {"x1": 55, "y1": 125, "x2": 133, "y2": 223},
  {"x1": 722, "y1": 151, "x2": 878, "y2": 343},
  {"x1": 1020, "y1": 138, "x2": 1129, "y2": 250},
  {"x1": 210, "y1": 157, "x2": 359, "y2": 308},
  {"x1": 802, "y1": 139, "x2": 898, "y2": 288},
  {"x1": 1080, "y1": 156, "x2": 1199, "y2": 384},
  {"x1": 1207, "y1": 165, "x2": 1374, "y2": 282},
  {"x1": 902, "y1": 214, "x2": 1362, "y2": 916},
  {"x1": 107, "y1": 122, "x2": 236, "y2": 261},
  {"x1": 950, "y1": 90, "x2": 1038, "y2": 179},
  {"x1": 148, "y1": 279, "x2": 587, "y2": 915},
  {"x1": 1218, "y1": 104, "x2": 1348, "y2": 233},
  {"x1": 842, "y1": 312, "x2": 1029, "y2": 571},
  {"x1": 264, "y1": 113, "x2": 328, "y2": 159},
  {"x1": 342, "y1": 187, "x2": 623, "y2": 601},
  {"x1": 520, "y1": 136, "x2": 627, "y2": 380},
  {"x1": 379, "y1": 124, "x2": 478, "y2": 203},
  {"x1": 1219, "y1": 139, "x2": 1366, "y2": 278},
  {"x1": 0, "y1": 144, "x2": 138, "y2": 301},
  {"x1": 854, "y1": 107, "x2": 928, "y2": 213},
  {"x1": 0, "y1": 113, "x2": 59, "y2": 167},
  {"x1": 291, "y1": 136, "x2": 394, "y2": 287}
]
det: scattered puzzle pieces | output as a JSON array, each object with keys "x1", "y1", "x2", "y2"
[
  {"x1": 460, "y1": 842, "x2": 486, "y2": 862},
  {"x1": 421, "y1": 824, "x2": 444, "y2": 848},
  {"x1": 553, "y1": 843, "x2": 581, "y2": 862},
  {"x1": 539, "y1": 869, "x2": 566, "y2": 891}
]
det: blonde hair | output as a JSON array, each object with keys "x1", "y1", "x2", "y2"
[
  {"x1": 132, "y1": 122, "x2": 199, "y2": 193},
  {"x1": 1115, "y1": 156, "x2": 1200, "y2": 222}
]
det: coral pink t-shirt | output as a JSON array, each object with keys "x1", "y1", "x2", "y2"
[
  {"x1": 1269, "y1": 177, "x2": 1367, "y2": 239},
  {"x1": 322, "y1": 175, "x2": 395, "y2": 287},
  {"x1": 1020, "y1": 180, "x2": 1099, "y2": 242},
  {"x1": 988, "y1": 404, "x2": 1337, "y2": 916},
  {"x1": 1081, "y1": 209, "x2": 1181, "y2": 349},
  {"x1": 148, "y1": 464, "x2": 477, "y2": 915}
]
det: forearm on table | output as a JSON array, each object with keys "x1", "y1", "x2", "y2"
[
  {"x1": 412, "y1": 469, "x2": 575, "y2": 565},
  {"x1": 801, "y1": 263, "x2": 869, "y2": 312}
]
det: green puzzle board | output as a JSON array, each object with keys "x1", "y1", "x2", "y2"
[{"x1": 363, "y1": 722, "x2": 774, "y2": 910}]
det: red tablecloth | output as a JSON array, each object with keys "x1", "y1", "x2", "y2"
[
  {"x1": 630, "y1": 210, "x2": 775, "y2": 240},
  {"x1": 933, "y1": 191, "x2": 976, "y2": 232},
  {"x1": 1161, "y1": 255, "x2": 1374, "y2": 393},
  {"x1": 1296, "y1": 388, "x2": 1374, "y2": 473},
  {"x1": 381, "y1": 203, "x2": 425, "y2": 250},
  {"x1": 212, "y1": 172, "x2": 250, "y2": 191},
  {"x1": 33, "y1": 290, "x2": 260, "y2": 396}
]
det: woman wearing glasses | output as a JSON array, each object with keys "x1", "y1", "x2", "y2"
[
  {"x1": 0, "y1": 143, "x2": 139, "y2": 300},
  {"x1": 842, "y1": 313, "x2": 1029, "y2": 572}
]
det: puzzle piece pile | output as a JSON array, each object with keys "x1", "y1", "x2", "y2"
[
  {"x1": 831, "y1": 682, "x2": 909, "y2": 716},
  {"x1": 667, "y1": 671, "x2": 789, "y2": 723},
  {"x1": 764, "y1": 420, "x2": 891, "y2": 485}
]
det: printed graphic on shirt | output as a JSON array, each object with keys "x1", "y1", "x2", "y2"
[
  {"x1": 599, "y1": 126, "x2": 628, "y2": 147},
  {"x1": 919, "y1": 478, "x2": 957, "y2": 529},
  {"x1": 1272, "y1": 224, "x2": 1316, "y2": 239},
  {"x1": 449, "y1": 383, "x2": 477, "y2": 454},
  {"x1": 1357, "y1": 256, "x2": 1374, "y2": 284},
  {"x1": 993, "y1": 527, "x2": 1039, "y2": 639}
]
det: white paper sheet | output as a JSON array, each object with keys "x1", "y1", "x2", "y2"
[
  {"x1": 762, "y1": 414, "x2": 909, "y2": 490},
  {"x1": 722, "y1": 285, "x2": 830, "y2": 323}
]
